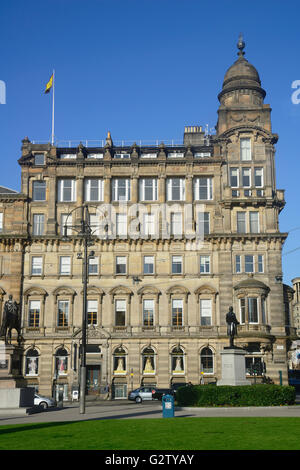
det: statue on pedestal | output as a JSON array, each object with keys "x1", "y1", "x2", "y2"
[
  {"x1": 0, "y1": 295, "x2": 21, "y2": 345},
  {"x1": 226, "y1": 306, "x2": 239, "y2": 348}
]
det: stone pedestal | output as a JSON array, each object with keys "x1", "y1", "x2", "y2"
[
  {"x1": 0, "y1": 342, "x2": 34, "y2": 413},
  {"x1": 217, "y1": 348, "x2": 249, "y2": 386}
]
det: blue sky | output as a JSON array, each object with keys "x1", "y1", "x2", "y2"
[{"x1": 0, "y1": 0, "x2": 299, "y2": 285}]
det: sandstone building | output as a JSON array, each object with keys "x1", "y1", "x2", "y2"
[{"x1": 0, "y1": 39, "x2": 297, "y2": 399}]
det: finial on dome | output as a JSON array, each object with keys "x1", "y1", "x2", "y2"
[{"x1": 237, "y1": 33, "x2": 245, "y2": 57}]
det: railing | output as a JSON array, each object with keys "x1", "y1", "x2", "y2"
[{"x1": 30, "y1": 137, "x2": 214, "y2": 148}]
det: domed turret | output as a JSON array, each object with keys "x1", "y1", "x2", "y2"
[{"x1": 218, "y1": 35, "x2": 266, "y2": 103}]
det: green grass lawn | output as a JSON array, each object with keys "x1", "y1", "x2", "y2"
[{"x1": 1, "y1": 417, "x2": 300, "y2": 450}]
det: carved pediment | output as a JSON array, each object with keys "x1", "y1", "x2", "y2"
[
  {"x1": 24, "y1": 286, "x2": 48, "y2": 299},
  {"x1": 72, "y1": 326, "x2": 111, "y2": 339}
]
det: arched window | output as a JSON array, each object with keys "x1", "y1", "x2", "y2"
[
  {"x1": 113, "y1": 347, "x2": 127, "y2": 375},
  {"x1": 25, "y1": 348, "x2": 39, "y2": 376},
  {"x1": 142, "y1": 347, "x2": 155, "y2": 374},
  {"x1": 56, "y1": 347, "x2": 68, "y2": 376},
  {"x1": 200, "y1": 347, "x2": 214, "y2": 374},
  {"x1": 171, "y1": 346, "x2": 185, "y2": 375}
]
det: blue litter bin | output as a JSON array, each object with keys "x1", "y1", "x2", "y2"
[{"x1": 162, "y1": 394, "x2": 174, "y2": 418}]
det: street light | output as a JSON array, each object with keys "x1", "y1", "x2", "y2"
[{"x1": 62, "y1": 204, "x2": 95, "y2": 414}]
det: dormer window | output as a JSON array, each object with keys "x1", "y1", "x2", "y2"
[
  {"x1": 114, "y1": 153, "x2": 130, "y2": 159},
  {"x1": 34, "y1": 154, "x2": 45, "y2": 166}
]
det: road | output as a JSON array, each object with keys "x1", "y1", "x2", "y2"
[{"x1": 1, "y1": 398, "x2": 300, "y2": 426}]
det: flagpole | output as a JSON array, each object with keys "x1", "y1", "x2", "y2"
[{"x1": 51, "y1": 69, "x2": 55, "y2": 145}]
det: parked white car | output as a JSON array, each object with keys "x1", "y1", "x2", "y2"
[{"x1": 34, "y1": 394, "x2": 56, "y2": 409}]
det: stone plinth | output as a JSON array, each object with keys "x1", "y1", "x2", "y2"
[{"x1": 217, "y1": 348, "x2": 249, "y2": 386}]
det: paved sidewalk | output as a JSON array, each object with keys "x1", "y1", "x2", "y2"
[{"x1": 1, "y1": 400, "x2": 300, "y2": 426}]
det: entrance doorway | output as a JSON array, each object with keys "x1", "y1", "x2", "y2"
[{"x1": 86, "y1": 365, "x2": 100, "y2": 395}]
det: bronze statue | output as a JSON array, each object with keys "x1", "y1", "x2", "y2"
[
  {"x1": 0, "y1": 295, "x2": 21, "y2": 345},
  {"x1": 226, "y1": 306, "x2": 239, "y2": 348}
]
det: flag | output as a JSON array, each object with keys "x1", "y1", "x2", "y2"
[{"x1": 45, "y1": 74, "x2": 53, "y2": 94}]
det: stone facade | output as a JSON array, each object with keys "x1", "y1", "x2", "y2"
[{"x1": 0, "y1": 40, "x2": 297, "y2": 399}]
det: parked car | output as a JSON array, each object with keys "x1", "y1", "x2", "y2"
[
  {"x1": 171, "y1": 383, "x2": 187, "y2": 397},
  {"x1": 128, "y1": 386, "x2": 157, "y2": 403},
  {"x1": 34, "y1": 394, "x2": 56, "y2": 409},
  {"x1": 152, "y1": 388, "x2": 174, "y2": 400}
]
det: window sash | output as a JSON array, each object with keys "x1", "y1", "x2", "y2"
[
  {"x1": 143, "y1": 299, "x2": 154, "y2": 326},
  {"x1": 240, "y1": 138, "x2": 251, "y2": 161},
  {"x1": 139, "y1": 178, "x2": 158, "y2": 201},
  {"x1": 194, "y1": 177, "x2": 213, "y2": 200},
  {"x1": 254, "y1": 168, "x2": 263, "y2": 187},
  {"x1": 142, "y1": 213, "x2": 156, "y2": 236},
  {"x1": 235, "y1": 255, "x2": 241, "y2": 273},
  {"x1": 60, "y1": 256, "x2": 71, "y2": 275},
  {"x1": 245, "y1": 255, "x2": 254, "y2": 273},
  {"x1": 87, "y1": 300, "x2": 98, "y2": 325},
  {"x1": 170, "y1": 212, "x2": 182, "y2": 236},
  {"x1": 200, "y1": 299, "x2": 212, "y2": 326},
  {"x1": 31, "y1": 257, "x2": 42, "y2": 275},
  {"x1": 57, "y1": 300, "x2": 69, "y2": 327},
  {"x1": 172, "y1": 255, "x2": 182, "y2": 274},
  {"x1": 144, "y1": 256, "x2": 154, "y2": 274},
  {"x1": 249, "y1": 212, "x2": 259, "y2": 233},
  {"x1": 242, "y1": 168, "x2": 251, "y2": 187},
  {"x1": 172, "y1": 299, "x2": 183, "y2": 326},
  {"x1": 85, "y1": 179, "x2": 104, "y2": 202},
  {"x1": 33, "y1": 181, "x2": 46, "y2": 201},
  {"x1": 258, "y1": 255, "x2": 264, "y2": 273},
  {"x1": 115, "y1": 299, "x2": 126, "y2": 326},
  {"x1": 60, "y1": 214, "x2": 72, "y2": 236},
  {"x1": 237, "y1": 212, "x2": 246, "y2": 233},
  {"x1": 197, "y1": 212, "x2": 210, "y2": 235},
  {"x1": 116, "y1": 256, "x2": 126, "y2": 274},
  {"x1": 230, "y1": 168, "x2": 239, "y2": 188},
  {"x1": 112, "y1": 179, "x2": 131, "y2": 201},
  {"x1": 248, "y1": 297, "x2": 258, "y2": 323},
  {"x1": 29, "y1": 300, "x2": 40, "y2": 327},
  {"x1": 167, "y1": 178, "x2": 185, "y2": 201},
  {"x1": 116, "y1": 214, "x2": 127, "y2": 236},
  {"x1": 33, "y1": 214, "x2": 44, "y2": 235},
  {"x1": 88, "y1": 256, "x2": 99, "y2": 275},
  {"x1": 58, "y1": 179, "x2": 76, "y2": 202},
  {"x1": 200, "y1": 255, "x2": 210, "y2": 274}
]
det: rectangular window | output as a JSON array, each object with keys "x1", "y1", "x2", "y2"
[
  {"x1": 112, "y1": 179, "x2": 131, "y2": 201},
  {"x1": 166, "y1": 178, "x2": 185, "y2": 201},
  {"x1": 33, "y1": 214, "x2": 44, "y2": 235},
  {"x1": 115, "y1": 299, "x2": 126, "y2": 326},
  {"x1": 197, "y1": 212, "x2": 210, "y2": 235},
  {"x1": 143, "y1": 299, "x2": 154, "y2": 326},
  {"x1": 88, "y1": 256, "x2": 99, "y2": 275},
  {"x1": 139, "y1": 178, "x2": 158, "y2": 201},
  {"x1": 31, "y1": 256, "x2": 43, "y2": 276},
  {"x1": 60, "y1": 214, "x2": 72, "y2": 236},
  {"x1": 172, "y1": 299, "x2": 183, "y2": 326},
  {"x1": 58, "y1": 300, "x2": 69, "y2": 327},
  {"x1": 248, "y1": 297, "x2": 258, "y2": 323},
  {"x1": 240, "y1": 138, "x2": 251, "y2": 161},
  {"x1": 245, "y1": 255, "x2": 254, "y2": 273},
  {"x1": 170, "y1": 212, "x2": 182, "y2": 237},
  {"x1": 34, "y1": 153, "x2": 45, "y2": 165},
  {"x1": 237, "y1": 212, "x2": 246, "y2": 233},
  {"x1": 33, "y1": 181, "x2": 46, "y2": 201},
  {"x1": 249, "y1": 212, "x2": 260, "y2": 233},
  {"x1": 142, "y1": 213, "x2": 156, "y2": 237},
  {"x1": 29, "y1": 300, "x2": 40, "y2": 328},
  {"x1": 60, "y1": 256, "x2": 71, "y2": 275},
  {"x1": 116, "y1": 256, "x2": 126, "y2": 274},
  {"x1": 168, "y1": 152, "x2": 184, "y2": 158},
  {"x1": 116, "y1": 213, "x2": 127, "y2": 237},
  {"x1": 261, "y1": 298, "x2": 266, "y2": 323},
  {"x1": 114, "y1": 153, "x2": 130, "y2": 159},
  {"x1": 0, "y1": 212, "x2": 3, "y2": 232},
  {"x1": 87, "y1": 300, "x2": 98, "y2": 325},
  {"x1": 89, "y1": 214, "x2": 100, "y2": 236},
  {"x1": 141, "y1": 153, "x2": 157, "y2": 159},
  {"x1": 242, "y1": 168, "x2": 251, "y2": 187},
  {"x1": 258, "y1": 255, "x2": 264, "y2": 273},
  {"x1": 200, "y1": 255, "x2": 210, "y2": 274},
  {"x1": 144, "y1": 256, "x2": 154, "y2": 274},
  {"x1": 235, "y1": 255, "x2": 241, "y2": 273},
  {"x1": 57, "y1": 179, "x2": 76, "y2": 202},
  {"x1": 194, "y1": 177, "x2": 213, "y2": 200},
  {"x1": 240, "y1": 298, "x2": 246, "y2": 323},
  {"x1": 172, "y1": 255, "x2": 182, "y2": 274},
  {"x1": 200, "y1": 299, "x2": 212, "y2": 326},
  {"x1": 254, "y1": 168, "x2": 264, "y2": 187},
  {"x1": 85, "y1": 179, "x2": 104, "y2": 202},
  {"x1": 230, "y1": 168, "x2": 239, "y2": 188}
]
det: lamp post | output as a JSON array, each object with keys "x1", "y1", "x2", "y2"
[{"x1": 63, "y1": 204, "x2": 94, "y2": 414}]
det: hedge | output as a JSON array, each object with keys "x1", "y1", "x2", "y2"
[{"x1": 176, "y1": 384, "x2": 296, "y2": 407}]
